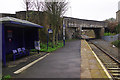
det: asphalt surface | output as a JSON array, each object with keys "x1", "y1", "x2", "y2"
[{"x1": 13, "y1": 40, "x2": 81, "y2": 78}]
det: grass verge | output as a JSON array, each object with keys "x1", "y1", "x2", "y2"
[
  {"x1": 31, "y1": 41, "x2": 63, "y2": 53},
  {"x1": 104, "y1": 32, "x2": 116, "y2": 36}
]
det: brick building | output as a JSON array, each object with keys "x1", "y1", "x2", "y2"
[
  {"x1": 116, "y1": 1, "x2": 120, "y2": 23},
  {"x1": 0, "y1": 13, "x2": 16, "y2": 18}
]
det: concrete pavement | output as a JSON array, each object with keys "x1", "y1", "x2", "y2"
[
  {"x1": 13, "y1": 40, "x2": 81, "y2": 78},
  {"x1": 80, "y1": 40, "x2": 110, "y2": 79}
]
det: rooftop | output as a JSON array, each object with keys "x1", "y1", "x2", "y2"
[{"x1": 0, "y1": 17, "x2": 43, "y2": 28}]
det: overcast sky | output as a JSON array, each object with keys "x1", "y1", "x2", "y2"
[{"x1": 0, "y1": 0, "x2": 119, "y2": 21}]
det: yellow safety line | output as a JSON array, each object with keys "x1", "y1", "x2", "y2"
[
  {"x1": 14, "y1": 53, "x2": 50, "y2": 74},
  {"x1": 84, "y1": 40, "x2": 113, "y2": 79}
]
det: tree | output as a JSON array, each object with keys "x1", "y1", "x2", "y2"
[
  {"x1": 34, "y1": 0, "x2": 43, "y2": 11},
  {"x1": 23, "y1": 0, "x2": 34, "y2": 20},
  {"x1": 22, "y1": 0, "x2": 48, "y2": 42},
  {"x1": 33, "y1": 0, "x2": 44, "y2": 24},
  {"x1": 44, "y1": 0, "x2": 68, "y2": 45},
  {"x1": 105, "y1": 18, "x2": 118, "y2": 33}
]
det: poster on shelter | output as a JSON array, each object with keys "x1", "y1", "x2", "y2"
[
  {"x1": 7, "y1": 30, "x2": 12, "y2": 38},
  {"x1": 34, "y1": 41, "x2": 40, "y2": 50}
]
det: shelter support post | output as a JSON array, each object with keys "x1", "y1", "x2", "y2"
[
  {"x1": 2, "y1": 24, "x2": 6, "y2": 67},
  {"x1": 0, "y1": 23, "x2": 2, "y2": 78}
]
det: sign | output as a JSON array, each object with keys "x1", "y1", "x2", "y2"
[
  {"x1": 48, "y1": 29, "x2": 53, "y2": 34},
  {"x1": 7, "y1": 30, "x2": 12, "y2": 38},
  {"x1": 34, "y1": 41, "x2": 40, "y2": 50}
]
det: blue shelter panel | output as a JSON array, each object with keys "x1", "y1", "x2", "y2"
[
  {"x1": 5, "y1": 26, "x2": 24, "y2": 54},
  {"x1": 0, "y1": 23, "x2": 2, "y2": 71},
  {"x1": 4, "y1": 26, "x2": 39, "y2": 54},
  {"x1": 2, "y1": 24, "x2": 6, "y2": 66},
  {"x1": 24, "y1": 28, "x2": 39, "y2": 49}
]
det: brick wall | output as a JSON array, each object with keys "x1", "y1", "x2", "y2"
[{"x1": 116, "y1": 10, "x2": 120, "y2": 23}]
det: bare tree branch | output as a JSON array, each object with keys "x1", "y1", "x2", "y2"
[
  {"x1": 33, "y1": 0, "x2": 44, "y2": 11},
  {"x1": 44, "y1": 0, "x2": 68, "y2": 45},
  {"x1": 23, "y1": 0, "x2": 33, "y2": 11}
]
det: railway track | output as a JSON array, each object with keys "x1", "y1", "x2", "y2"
[{"x1": 88, "y1": 41, "x2": 120, "y2": 80}]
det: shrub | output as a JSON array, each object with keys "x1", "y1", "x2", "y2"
[
  {"x1": 2, "y1": 75, "x2": 11, "y2": 79},
  {"x1": 30, "y1": 42, "x2": 63, "y2": 53},
  {"x1": 112, "y1": 40, "x2": 120, "y2": 48},
  {"x1": 40, "y1": 42, "x2": 63, "y2": 52},
  {"x1": 30, "y1": 49, "x2": 37, "y2": 52}
]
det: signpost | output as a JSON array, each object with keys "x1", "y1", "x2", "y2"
[{"x1": 47, "y1": 29, "x2": 53, "y2": 50}]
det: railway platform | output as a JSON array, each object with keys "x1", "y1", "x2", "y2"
[{"x1": 81, "y1": 40, "x2": 112, "y2": 79}]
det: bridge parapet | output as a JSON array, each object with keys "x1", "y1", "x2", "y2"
[
  {"x1": 63, "y1": 17, "x2": 108, "y2": 39},
  {"x1": 63, "y1": 17, "x2": 107, "y2": 28}
]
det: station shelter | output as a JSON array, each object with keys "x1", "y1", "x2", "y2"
[{"x1": 0, "y1": 17, "x2": 43, "y2": 66}]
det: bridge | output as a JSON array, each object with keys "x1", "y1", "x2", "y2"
[{"x1": 63, "y1": 17, "x2": 108, "y2": 39}]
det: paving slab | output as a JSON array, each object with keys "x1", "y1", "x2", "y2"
[{"x1": 80, "y1": 40, "x2": 109, "y2": 79}]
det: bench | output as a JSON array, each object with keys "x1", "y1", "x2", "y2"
[
  {"x1": 12, "y1": 47, "x2": 29, "y2": 61},
  {"x1": 21, "y1": 48, "x2": 29, "y2": 56}
]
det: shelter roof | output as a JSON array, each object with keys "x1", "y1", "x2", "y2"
[{"x1": 0, "y1": 17, "x2": 43, "y2": 28}]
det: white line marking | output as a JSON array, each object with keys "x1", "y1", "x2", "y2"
[{"x1": 14, "y1": 53, "x2": 50, "y2": 74}]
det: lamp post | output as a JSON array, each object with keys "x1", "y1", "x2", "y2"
[
  {"x1": 47, "y1": 30, "x2": 49, "y2": 50},
  {"x1": 63, "y1": 19, "x2": 65, "y2": 46},
  {"x1": 118, "y1": 34, "x2": 120, "y2": 63}
]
